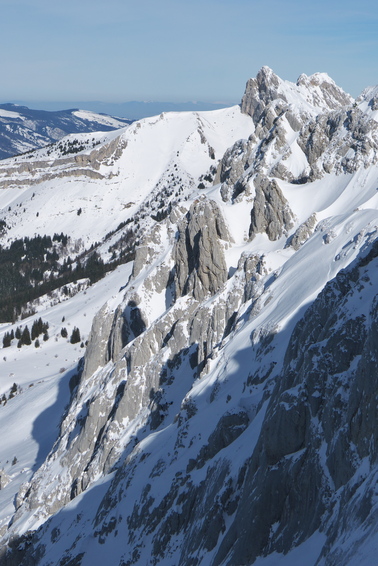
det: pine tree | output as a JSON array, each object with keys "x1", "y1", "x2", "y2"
[
  {"x1": 70, "y1": 327, "x2": 81, "y2": 344},
  {"x1": 9, "y1": 383, "x2": 17, "y2": 398},
  {"x1": 31, "y1": 320, "x2": 39, "y2": 340},
  {"x1": 21, "y1": 325, "x2": 31, "y2": 346},
  {"x1": 2, "y1": 332, "x2": 11, "y2": 348},
  {"x1": 61, "y1": 327, "x2": 68, "y2": 338}
]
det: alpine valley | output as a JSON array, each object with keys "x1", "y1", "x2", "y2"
[{"x1": 1, "y1": 67, "x2": 378, "y2": 565}]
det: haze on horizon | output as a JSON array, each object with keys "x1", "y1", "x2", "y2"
[{"x1": 1, "y1": 0, "x2": 378, "y2": 106}]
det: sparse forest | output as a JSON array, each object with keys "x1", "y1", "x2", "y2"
[{"x1": 0, "y1": 230, "x2": 136, "y2": 322}]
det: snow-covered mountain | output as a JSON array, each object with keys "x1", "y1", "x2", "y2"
[
  {"x1": 1, "y1": 67, "x2": 378, "y2": 565},
  {"x1": 0, "y1": 104, "x2": 132, "y2": 160}
]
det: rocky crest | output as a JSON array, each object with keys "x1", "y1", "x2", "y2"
[{"x1": 241, "y1": 67, "x2": 286, "y2": 124}]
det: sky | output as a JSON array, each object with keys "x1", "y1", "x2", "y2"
[{"x1": 1, "y1": 0, "x2": 378, "y2": 105}]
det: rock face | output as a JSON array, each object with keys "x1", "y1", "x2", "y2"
[
  {"x1": 249, "y1": 176, "x2": 294, "y2": 240},
  {"x1": 10, "y1": 239, "x2": 378, "y2": 566},
  {"x1": 241, "y1": 66, "x2": 353, "y2": 126},
  {"x1": 297, "y1": 107, "x2": 378, "y2": 178},
  {"x1": 216, "y1": 243, "x2": 378, "y2": 566},
  {"x1": 0, "y1": 135, "x2": 127, "y2": 189},
  {"x1": 296, "y1": 72, "x2": 353, "y2": 109},
  {"x1": 174, "y1": 198, "x2": 230, "y2": 301},
  {"x1": 288, "y1": 213, "x2": 317, "y2": 250},
  {"x1": 241, "y1": 66, "x2": 286, "y2": 124}
]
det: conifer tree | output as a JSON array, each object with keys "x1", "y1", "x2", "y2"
[
  {"x1": 31, "y1": 320, "x2": 39, "y2": 340},
  {"x1": 2, "y1": 332, "x2": 11, "y2": 348},
  {"x1": 21, "y1": 325, "x2": 31, "y2": 346},
  {"x1": 70, "y1": 327, "x2": 81, "y2": 344}
]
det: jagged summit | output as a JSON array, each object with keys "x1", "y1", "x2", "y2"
[
  {"x1": 241, "y1": 66, "x2": 284, "y2": 123},
  {"x1": 296, "y1": 70, "x2": 353, "y2": 110},
  {"x1": 241, "y1": 66, "x2": 353, "y2": 125}
]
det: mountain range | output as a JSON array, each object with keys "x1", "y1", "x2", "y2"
[
  {"x1": 7, "y1": 100, "x2": 236, "y2": 122},
  {"x1": 0, "y1": 104, "x2": 131, "y2": 160},
  {"x1": 1, "y1": 67, "x2": 378, "y2": 565}
]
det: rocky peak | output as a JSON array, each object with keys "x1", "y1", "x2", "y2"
[
  {"x1": 241, "y1": 66, "x2": 287, "y2": 124},
  {"x1": 241, "y1": 67, "x2": 353, "y2": 129},
  {"x1": 296, "y1": 71, "x2": 353, "y2": 110},
  {"x1": 357, "y1": 85, "x2": 378, "y2": 112}
]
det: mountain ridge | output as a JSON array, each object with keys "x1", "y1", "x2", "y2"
[
  {"x1": 1, "y1": 67, "x2": 378, "y2": 565},
  {"x1": 5, "y1": 100, "x2": 238, "y2": 121},
  {"x1": 0, "y1": 104, "x2": 132, "y2": 161}
]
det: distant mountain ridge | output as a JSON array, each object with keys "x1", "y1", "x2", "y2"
[
  {"x1": 7, "y1": 99, "x2": 236, "y2": 120},
  {"x1": 0, "y1": 103, "x2": 132, "y2": 160}
]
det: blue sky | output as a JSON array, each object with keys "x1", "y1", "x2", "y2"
[{"x1": 1, "y1": 0, "x2": 378, "y2": 103}]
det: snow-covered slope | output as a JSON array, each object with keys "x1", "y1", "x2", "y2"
[
  {"x1": 0, "y1": 105, "x2": 253, "y2": 248},
  {"x1": 0, "y1": 104, "x2": 132, "y2": 160},
  {"x1": 2, "y1": 68, "x2": 378, "y2": 565}
]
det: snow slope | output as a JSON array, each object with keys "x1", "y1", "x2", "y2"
[{"x1": 0, "y1": 105, "x2": 253, "y2": 248}]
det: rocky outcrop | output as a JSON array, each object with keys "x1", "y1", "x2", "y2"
[
  {"x1": 0, "y1": 135, "x2": 126, "y2": 189},
  {"x1": 241, "y1": 67, "x2": 352, "y2": 130},
  {"x1": 0, "y1": 470, "x2": 10, "y2": 490},
  {"x1": 288, "y1": 213, "x2": 317, "y2": 250},
  {"x1": 9, "y1": 199, "x2": 265, "y2": 531},
  {"x1": 297, "y1": 107, "x2": 378, "y2": 179},
  {"x1": 249, "y1": 176, "x2": 294, "y2": 240},
  {"x1": 173, "y1": 198, "x2": 230, "y2": 301},
  {"x1": 16, "y1": 242, "x2": 378, "y2": 566},
  {"x1": 296, "y1": 72, "x2": 353, "y2": 109},
  {"x1": 241, "y1": 66, "x2": 287, "y2": 124},
  {"x1": 217, "y1": 138, "x2": 256, "y2": 202}
]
